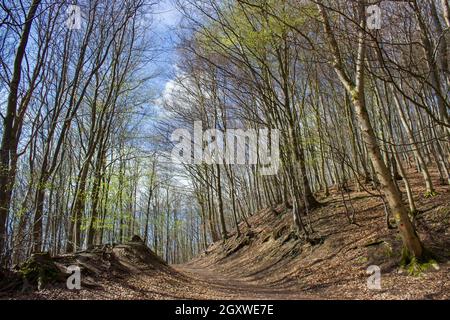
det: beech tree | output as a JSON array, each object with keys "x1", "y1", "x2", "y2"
[{"x1": 1, "y1": 0, "x2": 448, "y2": 267}]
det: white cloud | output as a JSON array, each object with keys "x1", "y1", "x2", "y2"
[{"x1": 155, "y1": 0, "x2": 182, "y2": 27}]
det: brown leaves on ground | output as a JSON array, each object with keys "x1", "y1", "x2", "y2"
[
  {"x1": 183, "y1": 167, "x2": 450, "y2": 300},
  {"x1": 2, "y1": 168, "x2": 449, "y2": 300}
]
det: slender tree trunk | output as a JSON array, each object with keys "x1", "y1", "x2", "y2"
[
  {"x1": 317, "y1": 1, "x2": 424, "y2": 259},
  {"x1": 0, "y1": 0, "x2": 41, "y2": 264}
]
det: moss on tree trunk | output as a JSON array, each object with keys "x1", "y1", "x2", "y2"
[{"x1": 19, "y1": 252, "x2": 64, "y2": 290}]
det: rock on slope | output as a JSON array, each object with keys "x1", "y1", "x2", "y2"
[{"x1": 0, "y1": 236, "x2": 176, "y2": 298}]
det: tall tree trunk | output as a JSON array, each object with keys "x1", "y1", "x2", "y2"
[
  {"x1": 0, "y1": 0, "x2": 41, "y2": 264},
  {"x1": 215, "y1": 165, "x2": 228, "y2": 240},
  {"x1": 317, "y1": 0, "x2": 424, "y2": 259}
]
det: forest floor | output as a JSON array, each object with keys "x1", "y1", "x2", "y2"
[{"x1": 2, "y1": 168, "x2": 449, "y2": 300}]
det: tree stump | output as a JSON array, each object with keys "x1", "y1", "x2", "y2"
[{"x1": 19, "y1": 252, "x2": 64, "y2": 290}]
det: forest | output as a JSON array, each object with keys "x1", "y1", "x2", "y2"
[{"x1": 0, "y1": 0, "x2": 449, "y2": 301}]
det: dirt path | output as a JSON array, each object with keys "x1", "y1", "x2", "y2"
[
  {"x1": 5, "y1": 263, "x2": 316, "y2": 300},
  {"x1": 4, "y1": 244, "x2": 318, "y2": 300},
  {"x1": 6, "y1": 169, "x2": 448, "y2": 300},
  {"x1": 171, "y1": 264, "x2": 317, "y2": 300}
]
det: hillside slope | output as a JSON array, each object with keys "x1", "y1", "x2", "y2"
[
  {"x1": 181, "y1": 169, "x2": 450, "y2": 299},
  {"x1": 2, "y1": 170, "x2": 449, "y2": 300}
]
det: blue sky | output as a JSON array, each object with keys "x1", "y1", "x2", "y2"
[
  {"x1": 150, "y1": 0, "x2": 182, "y2": 95},
  {"x1": 129, "y1": 0, "x2": 184, "y2": 149}
]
